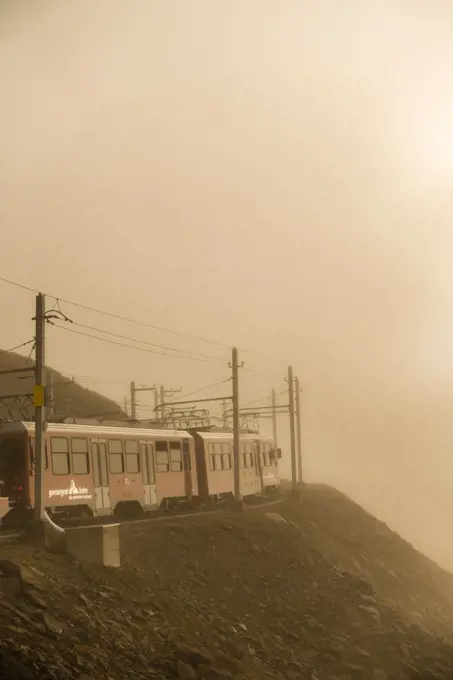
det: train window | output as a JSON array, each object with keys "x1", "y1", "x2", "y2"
[
  {"x1": 240, "y1": 454, "x2": 246, "y2": 469},
  {"x1": 109, "y1": 440, "x2": 122, "y2": 453},
  {"x1": 246, "y1": 452, "x2": 254, "y2": 468},
  {"x1": 208, "y1": 443, "x2": 214, "y2": 455},
  {"x1": 156, "y1": 451, "x2": 169, "y2": 472},
  {"x1": 51, "y1": 437, "x2": 70, "y2": 476},
  {"x1": 214, "y1": 443, "x2": 222, "y2": 455},
  {"x1": 170, "y1": 442, "x2": 182, "y2": 472},
  {"x1": 208, "y1": 454, "x2": 215, "y2": 471},
  {"x1": 125, "y1": 440, "x2": 139, "y2": 454},
  {"x1": 221, "y1": 443, "x2": 230, "y2": 455},
  {"x1": 126, "y1": 454, "x2": 140, "y2": 473},
  {"x1": 108, "y1": 440, "x2": 124, "y2": 474},
  {"x1": 156, "y1": 441, "x2": 169, "y2": 473},
  {"x1": 214, "y1": 454, "x2": 223, "y2": 471},
  {"x1": 222, "y1": 453, "x2": 231, "y2": 470},
  {"x1": 125, "y1": 440, "x2": 140, "y2": 474},
  {"x1": 71, "y1": 438, "x2": 89, "y2": 475}
]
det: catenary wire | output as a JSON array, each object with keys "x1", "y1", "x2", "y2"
[{"x1": 51, "y1": 323, "x2": 226, "y2": 365}]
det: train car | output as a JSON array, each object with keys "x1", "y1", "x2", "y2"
[
  {"x1": 258, "y1": 436, "x2": 280, "y2": 493},
  {"x1": 0, "y1": 421, "x2": 197, "y2": 520},
  {"x1": 192, "y1": 431, "x2": 281, "y2": 502}
]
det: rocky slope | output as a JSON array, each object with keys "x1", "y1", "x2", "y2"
[
  {"x1": 280, "y1": 484, "x2": 453, "y2": 639},
  {"x1": 1, "y1": 498, "x2": 453, "y2": 679}
]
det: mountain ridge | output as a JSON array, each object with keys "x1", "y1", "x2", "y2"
[{"x1": 0, "y1": 348, "x2": 124, "y2": 421}]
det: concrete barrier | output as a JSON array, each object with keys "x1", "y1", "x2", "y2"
[
  {"x1": 65, "y1": 523, "x2": 121, "y2": 568},
  {"x1": 0, "y1": 497, "x2": 9, "y2": 524}
]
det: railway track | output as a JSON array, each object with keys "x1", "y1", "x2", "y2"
[
  {"x1": 0, "y1": 494, "x2": 286, "y2": 540},
  {"x1": 120, "y1": 495, "x2": 286, "y2": 528},
  {"x1": 56, "y1": 494, "x2": 285, "y2": 529}
]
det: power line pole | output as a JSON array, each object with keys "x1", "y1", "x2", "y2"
[
  {"x1": 34, "y1": 293, "x2": 46, "y2": 522},
  {"x1": 287, "y1": 365, "x2": 297, "y2": 494},
  {"x1": 271, "y1": 387, "x2": 277, "y2": 446},
  {"x1": 231, "y1": 347, "x2": 241, "y2": 502},
  {"x1": 295, "y1": 376, "x2": 302, "y2": 485},
  {"x1": 130, "y1": 381, "x2": 136, "y2": 420},
  {"x1": 47, "y1": 372, "x2": 54, "y2": 419}
]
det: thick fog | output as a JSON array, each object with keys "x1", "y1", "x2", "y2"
[{"x1": 2, "y1": 0, "x2": 453, "y2": 567}]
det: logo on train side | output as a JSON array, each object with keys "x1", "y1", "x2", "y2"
[{"x1": 48, "y1": 480, "x2": 92, "y2": 501}]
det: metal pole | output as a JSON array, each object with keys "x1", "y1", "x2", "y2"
[
  {"x1": 160, "y1": 384, "x2": 165, "y2": 421},
  {"x1": 232, "y1": 347, "x2": 240, "y2": 501},
  {"x1": 34, "y1": 293, "x2": 46, "y2": 522},
  {"x1": 130, "y1": 381, "x2": 136, "y2": 420},
  {"x1": 271, "y1": 388, "x2": 277, "y2": 447},
  {"x1": 288, "y1": 366, "x2": 297, "y2": 493},
  {"x1": 47, "y1": 372, "x2": 54, "y2": 419},
  {"x1": 295, "y1": 376, "x2": 302, "y2": 485},
  {"x1": 154, "y1": 385, "x2": 158, "y2": 414}
]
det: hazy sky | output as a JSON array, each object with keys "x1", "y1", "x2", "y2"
[{"x1": 2, "y1": 0, "x2": 453, "y2": 567}]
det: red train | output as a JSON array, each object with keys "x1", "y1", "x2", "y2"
[{"x1": 0, "y1": 421, "x2": 281, "y2": 521}]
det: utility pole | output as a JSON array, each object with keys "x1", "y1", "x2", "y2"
[
  {"x1": 287, "y1": 365, "x2": 297, "y2": 494},
  {"x1": 130, "y1": 381, "x2": 136, "y2": 420},
  {"x1": 34, "y1": 293, "x2": 46, "y2": 522},
  {"x1": 46, "y1": 372, "x2": 54, "y2": 420},
  {"x1": 271, "y1": 387, "x2": 277, "y2": 447},
  {"x1": 231, "y1": 347, "x2": 241, "y2": 502},
  {"x1": 295, "y1": 376, "x2": 302, "y2": 485}
]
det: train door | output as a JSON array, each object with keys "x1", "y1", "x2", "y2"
[
  {"x1": 91, "y1": 440, "x2": 111, "y2": 512},
  {"x1": 254, "y1": 441, "x2": 264, "y2": 494},
  {"x1": 183, "y1": 439, "x2": 193, "y2": 498},
  {"x1": 141, "y1": 441, "x2": 157, "y2": 508}
]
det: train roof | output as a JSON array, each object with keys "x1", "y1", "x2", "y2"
[
  {"x1": 195, "y1": 431, "x2": 274, "y2": 443},
  {"x1": 0, "y1": 421, "x2": 192, "y2": 439}
]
